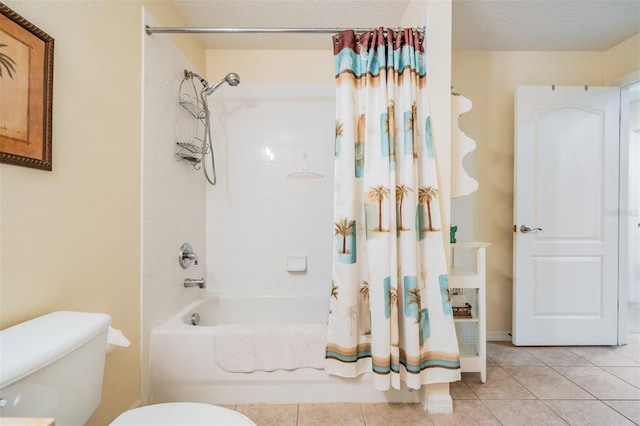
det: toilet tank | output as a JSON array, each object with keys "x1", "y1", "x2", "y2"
[{"x1": 0, "y1": 311, "x2": 111, "y2": 425}]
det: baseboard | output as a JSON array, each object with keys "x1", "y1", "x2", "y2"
[{"x1": 487, "y1": 331, "x2": 511, "y2": 342}]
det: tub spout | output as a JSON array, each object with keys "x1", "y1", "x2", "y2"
[{"x1": 184, "y1": 277, "x2": 206, "y2": 289}]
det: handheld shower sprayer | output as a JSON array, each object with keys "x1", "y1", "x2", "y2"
[
  {"x1": 180, "y1": 69, "x2": 240, "y2": 186},
  {"x1": 203, "y1": 73, "x2": 241, "y2": 95},
  {"x1": 183, "y1": 70, "x2": 240, "y2": 95}
]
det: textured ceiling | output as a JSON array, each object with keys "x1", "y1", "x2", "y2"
[
  {"x1": 453, "y1": 0, "x2": 640, "y2": 51},
  {"x1": 170, "y1": 0, "x2": 640, "y2": 51}
]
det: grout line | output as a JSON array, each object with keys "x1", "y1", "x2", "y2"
[
  {"x1": 476, "y1": 399, "x2": 504, "y2": 425},
  {"x1": 601, "y1": 400, "x2": 640, "y2": 425}
]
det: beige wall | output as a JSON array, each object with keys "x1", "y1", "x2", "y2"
[
  {"x1": 207, "y1": 50, "x2": 334, "y2": 83},
  {"x1": 452, "y1": 34, "x2": 640, "y2": 337},
  {"x1": 604, "y1": 33, "x2": 640, "y2": 84},
  {"x1": 0, "y1": 1, "x2": 203, "y2": 424}
]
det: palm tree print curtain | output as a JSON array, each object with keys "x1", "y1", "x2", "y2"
[{"x1": 325, "y1": 28, "x2": 461, "y2": 390}]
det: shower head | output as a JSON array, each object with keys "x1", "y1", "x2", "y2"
[
  {"x1": 225, "y1": 73, "x2": 240, "y2": 86},
  {"x1": 203, "y1": 73, "x2": 240, "y2": 95}
]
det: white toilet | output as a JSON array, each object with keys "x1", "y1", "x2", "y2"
[
  {"x1": 0, "y1": 311, "x2": 254, "y2": 426},
  {"x1": 110, "y1": 402, "x2": 254, "y2": 425}
]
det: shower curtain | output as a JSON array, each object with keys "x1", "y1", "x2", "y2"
[{"x1": 325, "y1": 28, "x2": 461, "y2": 391}]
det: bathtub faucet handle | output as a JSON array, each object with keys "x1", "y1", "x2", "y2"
[
  {"x1": 185, "y1": 253, "x2": 199, "y2": 267},
  {"x1": 179, "y1": 242, "x2": 199, "y2": 269}
]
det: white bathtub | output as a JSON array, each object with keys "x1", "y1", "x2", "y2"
[{"x1": 149, "y1": 293, "x2": 424, "y2": 405}]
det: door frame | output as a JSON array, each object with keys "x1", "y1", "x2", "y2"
[{"x1": 615, "y1": 73, "x2": 640, "y2": 345}]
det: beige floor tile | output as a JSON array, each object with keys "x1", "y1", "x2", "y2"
[
  {"x1": 543, "y1": 400, "x2": 636, "y2": 425},
  {"x1": 604, "y1": 400, "x2": 640, "y2": 425},
  {"x1": 503, "y1": 366, "x2": 594, "y2": 399},
  {"x1": 567, "y1": 347, "x2": 640, "y2": 367},
  {"x1": 612, "y1": 342, "x2": 640, "y2": 363},
  {"x1": 482, "y1": 399, "x2": 566, "y2": 425},
  {"x1": 297, "y1": 403, "x2": 364, "y2": 426},
  {"x1": 428, "y1": 400, "x2": 499, "y2": 425},
  {"x1": 601, "y1": 366, "x2": 640, "y2": 388},
  {"x1": 487, "y1": 342, "x2": 546, "y2": 367},
  {"x1": 361, "y1": 403, "x2": 432, "y2": 426},
  {"x1": 234, "y1": 404, "x2": 298, "y2": 426},
  {"x1": 450, "y1": 378, "x2": 477, "y2": 399},
  {"x1": 554, "y1": 366, "x2": 640, "y2": 400},
  {"x1": 464, "y1": 366, "x2": 536, "y2": 400},
  {"x1": 524, "y1": 347, "x2": 593, "y2": 367}
]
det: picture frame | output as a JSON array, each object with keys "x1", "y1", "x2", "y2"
[{"x1": 0, "y1": 3, "x2": 54, "y2": 171}]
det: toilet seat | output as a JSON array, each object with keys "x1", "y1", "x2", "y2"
[{"x1": 110, "y1": 402, "x2": 256, "y2": 425}]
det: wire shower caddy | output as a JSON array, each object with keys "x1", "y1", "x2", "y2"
[{"x1": 175, "y1": 72, "x2": 209, "y2": 168}]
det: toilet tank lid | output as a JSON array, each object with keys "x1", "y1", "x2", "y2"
[{"x1": 0, "y1": 311, "x2": 112, "y2": 389}]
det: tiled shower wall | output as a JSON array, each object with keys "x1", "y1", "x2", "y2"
[
  {"x1": 206, "y1": 83, "x2": 335, "y2": 297},
  {"x1": 141, "y1": 13, "x2": 206, "y2": 402}
]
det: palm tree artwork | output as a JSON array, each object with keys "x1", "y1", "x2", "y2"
[
  {"x1": 359, "y1": 281, "x2": 371, "y2": 335},
  {"x1": 331, "y1": 281, "x2": 339, "y2": 300},
  {"x1": 335, "y1": 120, "x2": 344, "y2": 157},
  {"x1": 404, "y1": 102, "x2": 418, "y2": 159},
  {"x1": 355, "y1": 114, "x2": 366, "y2": 178},
  {"x1": 334, "y1": 217, "x2": 356, "y2": 264},
  {"x1": 404, "y1": 276, "x2": 431, "y2": 345},
  {"x1": 411, "y1": 103, "x2": 418, "y2": 159},
  {"x1": 335, "y1": 218, "x2": 354, "y2": 254},
  {"x1": 345, "y1": 304, "x2": 358, "y2": 336},
  {"x1": 396, "y1": 184, "x2": 413, "y2": 232},
  {"x1": 0, "y1": 44, "x2": 16, "y2": 79},
  {"x1": 439, "y1": 274, "x2": 453, "y2": 316},
  {"x1": 388, "y1": 284, "x2": 399, "y2": 346},
  {"x1": 403, "y1": 276, "x2": 420, "y2": 321},
  {"x1": 387, "y1": 101, "x2": 396, "y2": 169},
  {"x1": 407, "y1": 286, "x2": 421, "y2": 320},
  {"x1": 418, "y1": 186, "x2": 439, "y2": 232},
  {"x1": 368, "y1": 185, "x2": 390, "y2": 233}
]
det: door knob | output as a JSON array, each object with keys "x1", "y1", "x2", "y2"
[{"x1": 520, "y1": 225, "x2": 543, "y2": 234}]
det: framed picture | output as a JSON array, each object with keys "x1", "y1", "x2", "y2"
[{"x1": 0, "y1": 3, "x2": 54, "y2": 171}]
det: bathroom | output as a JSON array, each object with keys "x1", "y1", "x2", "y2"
[{"x1": 1, "y1": 0, "x2": 639, "y2": 424}]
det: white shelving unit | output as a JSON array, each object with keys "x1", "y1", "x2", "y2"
[{"x1": 449, "y1": 241, "x2": 490, "y2": 383}]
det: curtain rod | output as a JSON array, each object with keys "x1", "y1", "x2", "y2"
[{"x1": 145, "y1": 25, "x2": 425, "y2": 35}]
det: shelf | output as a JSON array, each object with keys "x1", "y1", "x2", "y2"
[
  {"x1": 451, "y1": 241, "x2": 491, "y2": 248},
  {"x1": 179, "y1": 100, "x2": 206, "y2": 119},
  {"x1": 450, "y1": 243, "x2": 489, "y2": 383},
  {"x1": 176, "y1": 141, "x2": 206, "y2": 155}
]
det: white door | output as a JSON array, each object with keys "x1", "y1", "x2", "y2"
[{"x1": 513, "y1": 85, "x2": 620, "y2": 346}]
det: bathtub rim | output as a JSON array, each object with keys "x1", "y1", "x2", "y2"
[{"x1": 155, "y1": 292, "x2": 331, "y2": 331}]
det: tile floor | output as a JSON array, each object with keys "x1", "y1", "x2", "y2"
[{"x1": 225, "y1": 336, "x2": 640, "y2": 425}]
